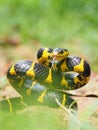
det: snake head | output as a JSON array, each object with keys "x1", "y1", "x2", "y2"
[{"x1": 53, "y1": 48, "x2": 69, "y2": 61}]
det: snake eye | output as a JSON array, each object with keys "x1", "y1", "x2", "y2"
[
  {"x1": 59, "y1": 50, "x2": 64, "y2": 54},
  {"x1": 48, "y1": 48, "x2": 53, "y2": 53},
  {"x1": 59, "y1": 49, "x2": 68, "y2": 54}
]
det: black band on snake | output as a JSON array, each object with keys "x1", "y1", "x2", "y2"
[{"x1": 7, "y1": 47, "x2": 91, "y2": 109}]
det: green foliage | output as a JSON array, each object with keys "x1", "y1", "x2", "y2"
[
  {"x1": 0, "y1": 106, "x2": 67, "y2": 130},
  {"x1": 0, "y1": 0, "x2": 98, "y2": 45},
  {"x1": 1, "y1": 100, "x2": 98, "y2": 130},
  {"x1": 0, "y1": 0, "x2": 98, "y2": 71},
  {"x1": 0, "y1": 76, "x2": 7, "y2": 89}
]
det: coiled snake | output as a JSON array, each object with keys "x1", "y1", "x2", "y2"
[{"x1": 7, "y1": 47, "x2": 91, "y2": 110}]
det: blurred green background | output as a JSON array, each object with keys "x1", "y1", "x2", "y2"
[
  {"x1": 0, "y1": 0, "x2": 98, "y2": 72},
  {"x1": 0, "y1": 1, "x2": 98, "y2": 130}
]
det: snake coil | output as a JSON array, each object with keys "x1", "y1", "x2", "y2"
[{"x1": 7, "y1": 47, "x2": 91, "y2": 109}]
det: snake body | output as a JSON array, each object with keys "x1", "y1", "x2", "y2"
[{"x1": 7, "y1": 48, "x2": 91, "y2": 109}]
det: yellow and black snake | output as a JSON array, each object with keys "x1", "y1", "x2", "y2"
[{"x1": 7, "y1": 47, "x2": 91, "y2": 109}]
